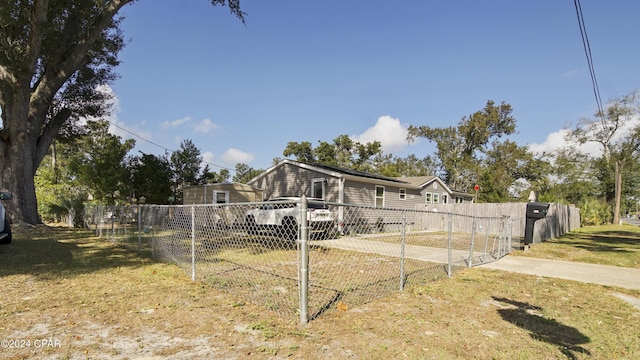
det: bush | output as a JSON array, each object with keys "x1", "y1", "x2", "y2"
[{"x1": 579, "y1": 199, "x2": 611, "y2": 226}]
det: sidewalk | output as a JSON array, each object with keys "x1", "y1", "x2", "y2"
[{"x1": 478, "y1": 255, "x2": 640, "y2": 290}]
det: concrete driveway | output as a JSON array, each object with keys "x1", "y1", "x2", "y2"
[{"x1": 310, "y1": 237, "x2": 501, "y2": 267}]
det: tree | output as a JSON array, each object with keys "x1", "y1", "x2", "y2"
[
  {"x1": 283, "y1": 135, "x2": 384, "y2": 171},
  {"x1": 35, "y1": 144, "x2": 88, "y2": 225},
  {"x1": 129, "y1": 152, "x2": 173, "y2": 205},
  {"x1": 540, "y1": 148, "x2": 598, "y2": 204},
  {"x1": 0, "y1": 0, "x2": 244, "y2": 224},
  {"x1": 283, "y1": 141, "x2": 315, "y2": 163},
  {"x1": 477, "y1": 140, "x2": 548, "y2": 202},
  {"x1": 233, "y1": 163, "x2": 263, "y2": 184},
  {"x1": 171, "y1": 139, "x2": 203, "y2": 204},
  {"x1": 567, "y1": 90, "x2": 640, "y2": 224},
  {"x1": 198, "y1": 164, "x2": 230, "y2": 184},
  {"x1": 68, "y1": 120, "x2": 135, "y2": 205},
  {"x1": 390, "y1": 154, "x2": 438, "y2": 177},
  {"x1": 407, "y1": 100, "x2": 517, "y2": 191}
]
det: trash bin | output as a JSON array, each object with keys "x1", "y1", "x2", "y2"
[{"x1": 524, "y1": 202, "x2": 549, "y2": 247}]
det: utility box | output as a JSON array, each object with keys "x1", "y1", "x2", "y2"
[{"x1": 524, "y1": 202, "x2": 549, "y2": 247}]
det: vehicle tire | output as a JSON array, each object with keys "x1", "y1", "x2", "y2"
[
  {"x1": 283, "y1": 217, "x2": 298, "y2": 241},
  {"x1": 0, "y1": 215, "x2": 11, "y2": 245}
]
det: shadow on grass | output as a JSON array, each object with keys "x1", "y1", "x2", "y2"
[
  {"x1": 492, "y1": 297, "x2": 591, "y2": 360},
  {"x1": 0, "y1": 226, "x2": 154, "y2": 280},
  {"x1": 551, "y1": 232, "x2": 640, "y2": 254}
]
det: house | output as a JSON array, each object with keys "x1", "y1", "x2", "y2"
[
  {"x1": 183, "y1": 182, "x2": 263, "y2": 205},
  {"x1": 397, "y1": 176, "x2": 475, "y2": 205},
  {"x1": 246, "y1": 159, "x2": 474, "y2": 208}
]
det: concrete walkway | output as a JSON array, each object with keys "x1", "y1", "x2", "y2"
[
  {"x1": 478, "y1": 255, "x2": 640, "y2": 290},
  {"x1": 313, "y1": 237, "x2": 640, "y2": 291}
]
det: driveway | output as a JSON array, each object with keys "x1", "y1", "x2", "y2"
[{"x1": 310, "y1": 237, "x2": 500, "y2": 266}]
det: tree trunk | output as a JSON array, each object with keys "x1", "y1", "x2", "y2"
[
  {"x1": 613, "y1": 160, "x2": 623, "y2": 225},
  {"x1": 0, "y1": 89, "x2": 43, "y2": 224}
]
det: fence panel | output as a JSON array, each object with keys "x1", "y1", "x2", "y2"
[
  {"x1": 418, "y1": 202, "x2": 581, "y2": 244},
  {"x1": 84, "y1": 199, "x2": 513, "y2": 323}
]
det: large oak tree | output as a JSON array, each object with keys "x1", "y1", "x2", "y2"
[
  {"x1": 407, "y1": 100, "x2": 516, "y2": 191},
  {"x1": 0, "y1": 0, "x2": 243, "y2": 224}
]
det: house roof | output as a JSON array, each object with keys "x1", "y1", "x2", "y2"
[
  {"x1": 248, "y1": 159, "x2": 412, "y2": 187},
  {"x1": 185, "y1": 182, "x2": 263, "y2": 191},
  {"x1": 394, "y1": 176, "x2": 436, "y2": 187},
  {"x1": 309, "y1": 162, "x2": 408, "y2": 184}
]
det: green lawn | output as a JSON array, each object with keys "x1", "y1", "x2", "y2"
[{"x1": 513, "y1": 224, "x2": 640, "y2": 268}]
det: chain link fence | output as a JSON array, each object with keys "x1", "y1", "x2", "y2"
[{"x1": 84, "y1": 198, "x2": 513, "y2": 324}]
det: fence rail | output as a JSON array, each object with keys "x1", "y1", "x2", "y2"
[{"x1": 84, "y1": 198, "x2": 514, "y2": 324}]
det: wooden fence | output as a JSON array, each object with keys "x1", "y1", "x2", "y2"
[{"x1": 416, "y1": 202, "x2": 581, "y2": 244}]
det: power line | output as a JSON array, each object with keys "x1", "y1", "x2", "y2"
[
  {"x1": 573, "y1": 0, "x2": 605, "y2": 122},
  {"x1": 107, "y1": 120, "x2": 236, "y2": 173}
]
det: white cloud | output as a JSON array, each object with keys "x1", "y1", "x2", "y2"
[
  {"x1": 527, "y1": 129, "x2": 570, "y2": 155},
  {"x1": 351, "y1": 115, "x2": 409, "y2": 153},
  {"x1": 202, "y1": 151, "x2": 215, "y2": 163},
  {"x1": 221, "y1": 148, "x2": 254, "y2": 164},
  {"x1": 162, "y1": 116, "x2": 191, "y2": 129},
  {"x1": 200, "y1": 151, "x2": 216, "y2": 171},
  {"x1": 194, "y1": 118, "x2": 218, "y2": 134},
  {"x1": 528, "y1": 114, "x2": 640, "y2": 157},
  {"x1": 87, "y1": 85, "x2": 152, "y2": 143},
  {"x1": 528, "y1": 128, "x2": 604, "y2": 156}
]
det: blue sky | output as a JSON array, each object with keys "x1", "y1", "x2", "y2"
[{"x1": 108, "y1": 0, "x2": 640, "y2": 174}]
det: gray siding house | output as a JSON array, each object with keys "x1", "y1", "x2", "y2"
[
  {"x1": 183, "y1": 182, "x2": 263, "y2": 205},
  {"x1": 247, "y1": 159, "x2": 474, "y2": 209}
]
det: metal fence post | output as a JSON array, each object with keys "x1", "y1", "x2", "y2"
[
  {"x1": 191, "y1": 205, "x2": 196, "y2": 281},
  {"x1": 137, "y1": 204, "x2": 142, "y2": 253},
  {"x1": 447, "y1": 213, "x2": 453, "y2": 277},
  {"x1": 110, "y1": 208, "x2": 115, "y2": 241},
  {"x1": 507, "y1": 216, "x2": 513, "y2": 253},
  {"x1": 467, "y1": 215, "x2": 476, "y2": 267},
  {"x1": 400, "y1": 210, "x2": 406, "y2": 291},
  {"x1": 299, "y1": 196, "x2": 309, "y2": 325}
]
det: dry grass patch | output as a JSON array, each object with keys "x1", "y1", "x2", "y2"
[{"x1": 0, "y1": 225, "x2": 638, "y2": 359}]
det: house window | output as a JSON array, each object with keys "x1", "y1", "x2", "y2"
[
  {"x1": 399, "y1": 188, "x2": 406, "y2": 200},
  {"x1": 312, "y1": 178, "x2": 326, "y2": 199},
  {"x1": 442, "y1": 194, "x2": 448, "y2": 204},
  {"x1": 455, "y1": 196, "x2": 463, "y2": 204},
  {"x1": 375, "y1": 186, "x2": 385, "y2": 207},
  {"x1": 425, "y1": 193, "x2": 432, "y2": 204},
  {"x1": 213, "y1": 191, "x2": 229, "y2": 204},
  {"x1": 433, "y1": 193, "x2": 440, "y2": 204}
]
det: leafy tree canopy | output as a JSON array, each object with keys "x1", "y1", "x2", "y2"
[
  {"x1": 0, "y1": 0, "x2": 244, "y2": 223},
  {"x1": 68, "y1": 119, "x2": 134, "y2": 205},
  {"x1": 407, "y1": 100, "x2": 517, "y2": 191}
]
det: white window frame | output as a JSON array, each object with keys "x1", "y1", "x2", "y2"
[
  {"x1": 375, "y1": 186, "x2": 385, "y2": 208},
  {"x1": 399, "y1": 188, "x2": 407, "y2": 200},
  {"x1": 312, "y1": 178, "x2": 326, "y2": 199},
  {"x1": 441, "y1": 194, "x2": 448, "y2": 204},
  {"x1": 425, "y1": 192, "x2": 432, "y2": 204},
  {"x1": 213, "y1": 191, "x2": 229, "y2": 204},
  {"x1": 433, "y1": 193, "x2": 440, "y2": 204}
]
